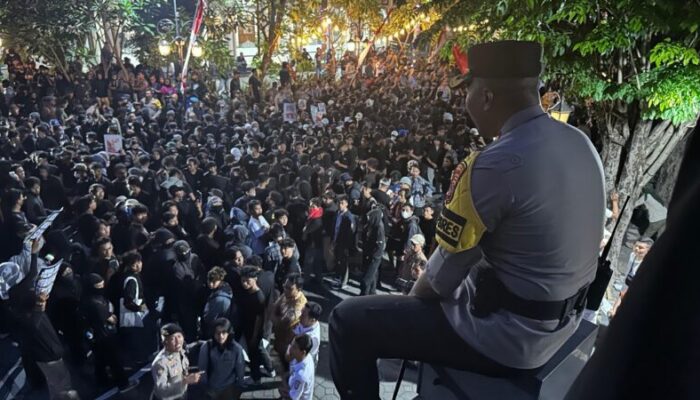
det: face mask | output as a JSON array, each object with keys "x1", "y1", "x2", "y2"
[
  {"x1": 246, "y1": 148, "x2": 253, "y2": 155},
  {"x1": 176, "y1": 251, "x2": 190, "y2": 262},
  {"x1": 401, "y1": 211, "x2": 412, "y2": 219}
]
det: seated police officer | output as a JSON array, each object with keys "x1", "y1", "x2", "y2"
[{"x1": 329, "y1": 40, "x2": 605, "y2": 400}]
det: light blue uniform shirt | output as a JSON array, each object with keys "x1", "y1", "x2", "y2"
[{"x1": 427, "y1": 105, "x2": 605, "y2": 369}]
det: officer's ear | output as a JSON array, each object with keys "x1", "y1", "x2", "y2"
[{"x1": 481, "y1": 87, "x2": 495, "y2": 112}]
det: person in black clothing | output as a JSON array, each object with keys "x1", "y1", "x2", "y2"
[
  {"x1": 248, "y1": 69, "x2": 262, "y2": 104},
  {"x1": 36, "y1": 165, "x2": 69, "y2": 211},
  {"x1": 170, "y1": 185, "x2": 203, "y2": 238},
  {"x1": 24, "y1": 176, "x2": 46, "y2": 225},
  {"x1": 419, "y1": 204, "x2": 437, "y2": 255},
  {"x1": 127, "y1": 176, "x2": 154, "y2": 212},
  {"x1": 3, "y1": 188, "x2": 32, "y2": 256},
  {"x1": 82, "y1": 273, "x2": 134, "y2": 390},
  {"x1": 321, "y1": 191, "x2": 338, "y2": 276},
  {"x1": 229, "y1": 71, "x2": 241, "y2": 97},
  {"x1": 360, "y1": 199, "x2": 386, "y2": 296},
  {"x1": 117, "y1": 251, "x2": 151, "y2": 366},
  {"x1": 274, "y1": 238, "x2": 301, "y2": 293},
  {"x1": 241, "y1": 142, "x2": 263, "y2": 181},
  {"x1": 332, "y1": 195, "x2": 356, "y2": 289},
  {"x1": 279, "y1": 62, "x2": 292, "y2": 88},
  {"x1": 184, "y1": 157, "x2": 203, "y2": 192},
  {"x1": 110, "y1": 164, "x2": 130, "y2": 199},
  {"x1": 195, "y1": 217, "x2": 224, "y2": 271},
  {"x1": 127, "y1": 203, "x2": 151, "y2": 253},
  {"x1": 90, "y1": 237, "x2": 120, "y2": 289},
  {"x1": 233, "y1": 181, "x2": 257, "y2": 211},
  {"x1": 161, "y1": 208, "x2": 190, "y2": 242},
  {"x1": 238, "y1": 266, "x2": 275, "y2": 382},
  {"x1": 142, "y1": 228, "x2": 177, "y2": 312},
  {"x1": 165, "y1": 240, "x2": 205, "y2": 342},
  {"x1": 46, "y1": 263, "x2": 84, "y2": 363},
  {"x1": 75, "y1": 194, "x2": 101, "y2": 245}
]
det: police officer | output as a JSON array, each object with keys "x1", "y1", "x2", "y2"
[
  {"x1": 329, "y1": 40, "x2": 605, "y2": 400},
  {"x1": 151, "y1": 323, "x2": 202, "y2": 400}
]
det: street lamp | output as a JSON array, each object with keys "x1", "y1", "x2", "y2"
[
  {"x1": 346, "y1": 40, "x2": 356, "y2": 52},
  {"x1": 158, "y1": 39, "x2": 172, "y2": 56},
  {"x1": 549, "y1": 96, "x2": 573, "y2": 123},
  {"x1": 191, "y1": 41, "x2": 203, "y2": 58}
]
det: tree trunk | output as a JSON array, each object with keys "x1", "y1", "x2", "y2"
[
  {"x1": 601, "y1": 116, "x2": 697, "y2": 310},
  {"x1": 601, "y1": 119, "x2": 626, "y2": 194},
  {"x1": 260, "y1": 0, "x2": 287, "y2": 77},
  {"x1": 653, "y1": 134, "x2": 689, "y2": 205}
]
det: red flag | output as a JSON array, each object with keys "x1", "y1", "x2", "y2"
[
  {"x1": 192, "y1": 0, "x2": 206, "y2": 35},
  {"x1": 452, "y1": 44, "x2": 469, "y2": 74}
]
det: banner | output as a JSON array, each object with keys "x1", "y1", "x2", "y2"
[{"x1": 104, "y1": 134, "x2": 123, "y2": 155}]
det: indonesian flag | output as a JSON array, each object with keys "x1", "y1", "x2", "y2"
[
  {"x1": 192, "y1": 0, "x2": 206, "y2": 36},
  {"x1": 452, "y1": 43, "x2": 469, "y2": 74},
  {"x1": 180, "y1": 0, "x2": 207, "y2": 93}
]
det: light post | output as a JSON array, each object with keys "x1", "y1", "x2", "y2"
[{"x1": 157, "y1": 0, "x2": 190, "y2": 61}]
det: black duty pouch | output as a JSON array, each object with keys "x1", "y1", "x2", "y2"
[{"x1": 470, "y1": 266, "x2": 504, "y2": 318}]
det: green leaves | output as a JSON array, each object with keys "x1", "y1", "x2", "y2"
[
  {"x1": 649, "y1": 41, "x2": 700, "y2": 67},
  {"x1": 643, "y1": 65, "x2": 700, "y2": 124},
  {"x1": 423, "y1": 0, "x2": 700, "y2": 125}
]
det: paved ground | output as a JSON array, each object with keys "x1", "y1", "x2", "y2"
[{"x1": 0, "y1": 268, "x2": 421, "y2": 400}]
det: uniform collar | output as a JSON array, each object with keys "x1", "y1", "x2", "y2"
[{"x1": 499, "y1": 105, "x2": 546, "y2": 136}]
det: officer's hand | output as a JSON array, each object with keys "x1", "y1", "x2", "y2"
[
  {"x1": 185, "y1": 372, "x2": 202, "y2": 385},
  {"x1": 107, "y1": 315, "x2": 118, "y2": 325}
]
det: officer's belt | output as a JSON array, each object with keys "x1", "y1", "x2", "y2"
[{"x1": 472, "y1": 267, "x2": 589, "y2": 322}]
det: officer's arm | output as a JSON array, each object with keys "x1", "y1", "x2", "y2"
[{"x1": 423, "y1": 156, "x2": 510, "y2": 298}]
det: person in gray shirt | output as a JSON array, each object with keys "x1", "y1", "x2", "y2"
[
  {"x1": 198, "y1": 318, "x2": 246, "y2": 399},
  {"x1": 329, "y1": 40, "x2": 605, "y2": 400}
]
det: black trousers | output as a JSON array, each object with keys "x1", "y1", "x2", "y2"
[
  {"x1": 94, "y1": 336, "x2": 129, "y2": 387},
  {"x1": 245, "y1": 332, "x2": 273, "y2": 380},
  {"x1": 360, "y1": 253, "x2": 382, "y2": 295},
  {"x1": 334, "y1": 247, "x2": 350, "y2": 286},
  {"x1": 329, "y1": 295, "x2": 524, "y2": 400}
]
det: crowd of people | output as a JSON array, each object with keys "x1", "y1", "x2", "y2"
[{"x1": 0, "y1": 43, "x2": 488, "y2": 399}]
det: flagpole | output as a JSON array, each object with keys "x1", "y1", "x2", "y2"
[{"x1": 180, "y1": 0, "x2": 206, "y2": 94}]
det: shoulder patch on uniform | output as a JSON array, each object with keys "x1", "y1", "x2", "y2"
[
  {"x1": 436, "y1": 152, "x2": 487, "y2": 253},
  {"x1": 445, "y1": 160, "x2": 468, "y2": 204},
  {"x1": 154, "y1": 364, "x2": 166, "y2": 377}
]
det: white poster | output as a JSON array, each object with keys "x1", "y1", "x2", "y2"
[
  {"x1": 104, "y1": 134, "x2": 123, "y2": 154},
  {"x1": 310, "y1": 105, "x2": 319, "y2": 124},
  {"x1": 283, "y1": 103, "x2": 298, "y2": 123},
  {"x1": 35, "y1": 259, "x2": 63, "y2": 295}
]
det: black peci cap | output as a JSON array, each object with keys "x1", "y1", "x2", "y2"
[
  {"x1": 160, "y1": 323, "x2": 184, "y2": 337},
  {"x1": 467, "y1": 40, "x2": 543, "y2": 79}
]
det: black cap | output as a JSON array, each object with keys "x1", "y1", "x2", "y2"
[
  {"x1": 160, "y1": 323, "x2": 184, "y2": 337},
  {"x1": 153, "y1": 228, "x2": 176, "y2": 245},
  {"x1": 467, "y1": 40, "x2": 542, "y2": 79}
]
